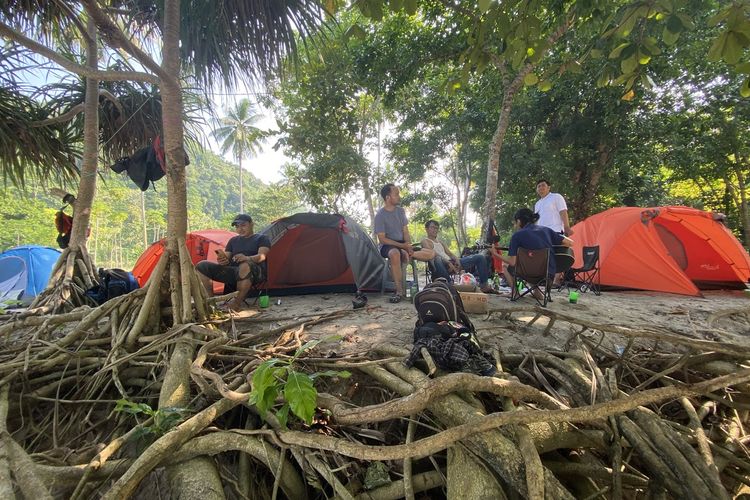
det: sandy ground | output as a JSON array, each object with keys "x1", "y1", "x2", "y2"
[{"x1": 226, "y1": 287, "x2": 750, "y2": 358}]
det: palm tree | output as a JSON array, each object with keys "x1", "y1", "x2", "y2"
[{"x1": 213, "y1": 99, "x2": 266, "y2": 213}]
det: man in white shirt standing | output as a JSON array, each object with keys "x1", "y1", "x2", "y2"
[{"x1": 534, "y1": 179, "x2": 573, "y2": 236}]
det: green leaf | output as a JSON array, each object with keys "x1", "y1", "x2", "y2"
[
  {"x1": 608, "y1": 42, "x2": 631, "y2": 59},
  {"x1": 638, "y1": 51, "x2": 651, "y2": 65},
  {"x1": 478, "y1": 0, "x2": 492, "y2": 13},
  {"x1": 284, "y1": 371, "x2": 317, "y2": 424},
  {"x1": 276, "y1": 404, "x2": 290, "y2": 429},
  {"x1": 723, "y1": 32, "x2": 744, "y2": 65},
  {"x1": 538, "y1": 80, "x2": 552, "y2": 92},
  {"x1": 708, "y1": 9, "x2": 730, "y2": 28},
  {"x1": 404, "y1": 0, "x2": 417, "y2": 15},
  {"x1": 736, "y1": 62, "x2": 750, "y2": 74},
  {"x1": 663, "y1": 26, "x2": 680, "y2": 46},
  {"x1": 741, "y1": 77, "x2": 750, "y2": 98},
  {"x1": 676, "y1": 13, "x2": 694, "y2": 30},
  {"x1": 590, "y1": 49, "x2": 603, "y2": 59},
  {"x1": 596, "y1": 72, "x2": 610, "y2": 88},
  {"x1": 666, "y1": 15, "x2": 683, "y2": 34},
  {"x1": 643, "y1": 37, "x2": 662, "y2": 56},
  {"x1": 388, "y1": 0, "x2": 403, "y2": 12},
  {"x1": 621, "y1": 55, "x2": 638, "y2": 74},
  {"x1": 523, "y1": 73, "x2": 539, "y2": 86},
  {"x1": 345, "y1": 25, "x2": 367, "y2": 41},
  {"x1": 249, "y1": 360, "x2": 283, "y2": 415},
  {"x1": 708, "y1": 32, "x2": 728, "y2": 61}
]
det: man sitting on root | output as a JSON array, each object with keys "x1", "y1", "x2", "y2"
[
  {"x1": 375, "y1": 183, "x2": 435, "y2": 303},
  {"x1": 196, "y1": 213, "x2": 270, "y2": 311}
]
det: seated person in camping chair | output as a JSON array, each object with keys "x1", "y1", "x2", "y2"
[
  {"x1": 421, "y1": 220, "x2": 498, "y2": 294},
  {"x1": 195, "y1": 214, "x2": 270, "y2": 312},
  {"x1": 499, "y1": 208, "x2": 573, "y2": 301},
  {"x1": 375, "y1": 183, "x2": 435, "y2": 303}
]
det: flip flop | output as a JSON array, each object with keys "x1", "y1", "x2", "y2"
[{"x1": 389, "y1": 293, "x2": 402, "y2": 304}]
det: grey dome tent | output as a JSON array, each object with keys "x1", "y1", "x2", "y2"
[
  {"x1": 0, "y1": 256, "x2": 28, "y2": 305},
  {"x1": 259, "y1": 213, "x2": 384, "y2": 295},
  {"x1": 0, "y1": 245, "x2": 61, "y2": 306}
]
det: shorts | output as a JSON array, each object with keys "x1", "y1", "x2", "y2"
[
  {"x1": 196, "y1": 260, "x2": 264, "y2": 286},
  {"x1": 379, "y1": 240, "x2": 405, "y2": 259}
]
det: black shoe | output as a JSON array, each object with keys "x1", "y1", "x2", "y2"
[{"x1": 352, "y1": 292, "x2": 368, "y2": 309}]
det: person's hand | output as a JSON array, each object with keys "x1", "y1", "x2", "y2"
[
  {"x1": 404, "y1": 243, "x2": 414, "y2": 256},
  {"x1": 233, "y1": 254, "x2": 249, "y2": 264},
  {"x1": 448, "y1": 262, "x2": 460, "y2": 274},
  {"x1": 564, "y1": 227, "x2": 574, "y2": 236},
  {"x1": 216, "y1": 250, "x2": 229, "y2": 265}
]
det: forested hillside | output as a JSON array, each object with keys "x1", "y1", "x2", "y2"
[{"x1": 0, "y1": 148, "x2": 305, "y2": 268}]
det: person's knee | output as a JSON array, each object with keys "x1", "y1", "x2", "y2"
[
  {"x1": 388, "y1": 249, "x2": 401, "y2": 264},
  {"x1": 195, "y1": 261, "x2": 209, "y2": 276}
]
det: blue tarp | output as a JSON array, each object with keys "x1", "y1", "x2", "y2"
[{"x1": 0, "y1": 245, "x2": 61, "y2": 303}]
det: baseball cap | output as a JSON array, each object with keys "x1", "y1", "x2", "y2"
[{"x1": 231, "y1": 214, "x2": 253, "y2": 226}]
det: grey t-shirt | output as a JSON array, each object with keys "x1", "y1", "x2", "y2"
[{"x1": 374, "y1": 206, "x2": 408, "y2": 242}]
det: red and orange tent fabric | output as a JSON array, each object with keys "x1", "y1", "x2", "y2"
[
  {"x1": 131, "y1": 230, "x2": 235, "y2": 294},
  {"x1": 570, "y1": 206, "x2": 750, "y2": 296}
]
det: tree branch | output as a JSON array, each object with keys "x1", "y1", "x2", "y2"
[
  {"x1": 0, "y1": 22, "x2": 157, "y2": 84},
  {"x1": 79, "y1": 0, "x2": 173, "y2": 84}
]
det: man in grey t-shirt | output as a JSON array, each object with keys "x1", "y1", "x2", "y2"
[{"x1": 374, "y1": 183, "x2": 435, "y2": 303}]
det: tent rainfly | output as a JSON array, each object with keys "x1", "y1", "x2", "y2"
[
  {"x1": 570, "y1": 206, "x2": 750, "y2": 296},
  {"x1": 131, "y1": 230, "x2": 235, "y2": 294},
  {"x1": 259, "y1": 212, "x2": 384, "y2": 295},
  {"x1": 0, "y1": 245, "x2": 61, "y2": 305}
]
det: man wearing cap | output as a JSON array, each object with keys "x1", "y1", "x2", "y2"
[{"x1": 196, "y1": 214, "x2": 271, "y2": 311}]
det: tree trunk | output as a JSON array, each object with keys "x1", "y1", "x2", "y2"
[
  {"x1": 239, "y1": 155, "x2": 244, "y2": 213},
  {"x1": 481, "y1": 70, "x2": 530, "y2": 239},
  {"x1": 30, "y1": 17, "x2": 99, "y2": 312},
  {"x1": 141, "y1": 191, "x2": 148, "y2": 249}
]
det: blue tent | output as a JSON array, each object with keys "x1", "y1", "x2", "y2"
[{"x1": 0, "y1": 246, "x2": 61, "y2": 304}]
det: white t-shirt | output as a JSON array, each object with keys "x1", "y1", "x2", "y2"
[
  {"x1": 429, "y1": 239, "x2": 451, "y2": 262},
  {"x1": 534, "y1": 193, "x2": 567, "y2": 232}
]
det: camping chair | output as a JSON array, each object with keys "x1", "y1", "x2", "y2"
[
  {"x1": 425, "y1": 259, "x2": 457, "y2": 284},
  {"x1": 564, "y1": 245, "x2": 601, "y2": 295},
  {"x1": 510, "y1": 247, "x2": 552, "y2": 307},
  {"x1": 381, "y1": 257, "x2": 419, "y2": 296},
  {"x1": 552, "y1": 245, "x2": 575, "y2": 290}
]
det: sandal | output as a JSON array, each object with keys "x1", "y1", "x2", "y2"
[{"x1": 389, "y1": 293, "x2": 402, "y2": 304}]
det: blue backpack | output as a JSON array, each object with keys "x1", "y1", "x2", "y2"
[{"x1": 86, "y1": 268, "x2": 140, "y2": 305}]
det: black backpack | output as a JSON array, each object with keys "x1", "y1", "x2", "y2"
[
  {"x1": 413, "y1": 278, "x2": 474, "y2": 332},
  {"x1": 86, "y1": 268, "x2": 140, "y2": 305}
]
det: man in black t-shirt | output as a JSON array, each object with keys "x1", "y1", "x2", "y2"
[{"x1": 196, "y1": 214, "x2": 271, "y2": 311}]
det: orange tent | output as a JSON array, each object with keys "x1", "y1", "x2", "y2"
[
  {"x1": 570, "y1": 206, "x2": 750, "y2": 296},
  {"x1": 131, "y1": 230, "x2": 235, "y2": 294}
]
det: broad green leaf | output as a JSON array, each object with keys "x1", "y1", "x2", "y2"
[
  {"x1": 663, "y1": 26, "x2": 680, "y2": 46},
  {"x1": 276, "y1": 404, "x2": 290, "y2": 429},
  {"x1": 285, "y1": 371, "x2": 317, "y2": 424},
  {"x1": 590, "y1": 49, "x2": 603, "y2": 59},
  {"x1": 708, "y1": 9, "x2": 730, "y2": 28},
  {"x1": 676, "y1": 13, "x2": 694, "y2": 30},
  {"x1": 641, "y1": 73, "x2": 655, "y2": 90},
  {"x1": 609, "y1": 42, "x2": 631, "y2": 59},
  {"x1": 404, "y1": 0, "x2": 417, "y2": 15},
  {"x1": 741, "y1": 77, "x2": 750, "y2": 98},
  {"x1": 723, "y1": 32, "x2": 744, "y2": 65},
  {"x1": 638, "y1": 52, "x2": 651, "y2": 65},
  {"x1": 478, "y1": 0, "x2": 492, "y2": 13},
  {"x1": 345, "y1": 25, "x2": 367, "y2": 41},
  {"x1": 596, "y1": 73, "x2": 610, "y2": 88},
  {"x1": 621, "y1": 55, "x2": 638, "y2": 74},
  {"x1": 523, "y1": 73, "x2": 539, "y2": 86},
  {"x1": 538, "y1": 80, "x2": 552, "y2": 91},
  {"x1": 526, "y1": 47, "x2": 535, "y2": 57},
  {"x1": 708, "y1": 32, "x2": 728, "y2": 61},
  {"x1": 619, "y1": 8, "x2": 639, "y2": 36},
  {"x1": 389, "y1": 0, "x2": 403, "y2": 12},
  {"x1": 643, "y1": 37, "x2": 662, "y2": 55},
  {"x1": 569, "y1": 61, "x2": 583, "y2": 74},
  {"x1": 736, "y1": 62, "x2": 750, "y2": 74},
  {"x1": 666, "y1": 15, "x2": 683, "y2": 34}
]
